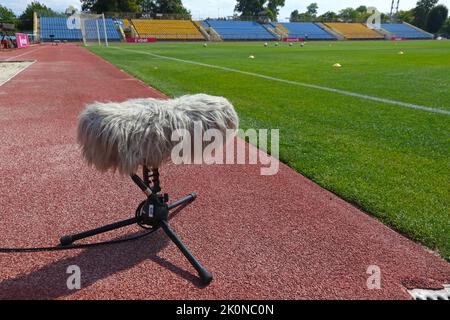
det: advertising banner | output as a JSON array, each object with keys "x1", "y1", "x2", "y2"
[
  {"x1": 126, "y1": 38, "x2": 157, "y2": 43},
  {"x1": 15, "y1": 33, "x2": 30, "y2": 49},
  {"x1": 282, "y1": 38, "x2": 305, "y2": 42}
]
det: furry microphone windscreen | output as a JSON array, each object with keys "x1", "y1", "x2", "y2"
[{"x1": 77, "y1": 94, "x2": 239, "y2": 174}]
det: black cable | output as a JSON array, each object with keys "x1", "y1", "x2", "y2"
[
  {"x1": 0, "y1": 192, "x2": 194, "y2": 253},
  {"x1": 0, "y1": 228, "x2": 158, "y2": 253}
]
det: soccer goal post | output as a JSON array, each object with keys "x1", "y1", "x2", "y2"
[{"x1": 67, "y1": 13, "x2": 109, "y2": 46}]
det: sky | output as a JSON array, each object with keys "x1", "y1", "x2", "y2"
[{"x1": 2, "y1": 0, "x2": 450, "y2": 21}]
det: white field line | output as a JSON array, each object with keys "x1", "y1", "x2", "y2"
[
  {"x1": 0, "y1": 61, "x2": 36, "y2": 87},
  {"x1": 111, "y1": 46, "x2": 450, "y2": 116}
]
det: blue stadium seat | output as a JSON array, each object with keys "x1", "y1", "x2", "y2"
[
  {"x1": 381, "y1": 23, "x2": 432, "y2": 39},
  {"x1": 40, "y1": 17, "x2": 121, "y2": 41},
  {"x1": 279, "y1": 23, "x2": 336, "y2": 40},
  {"x1": 200, "y1": 21, "x2": 210, "y2": 30},
  {"x1": 205, "y1": 20, "x2": 277, "y2": 40},
  {"x1": 84, "y1": 19, "x2": 122, "y2": 40},
  {"x1": 40, "y1": 17, "x2": 81, "y2": 40}
]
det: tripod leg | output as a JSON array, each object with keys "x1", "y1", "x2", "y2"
[
  {"x1": 168, "y1": 193, "x2": 196, "y2": 211},
  {"x1": 160, "y1": 220, "x2": 213, "y2": 285},
  {"x1": 60, "y1": 217, "x2": 139, "y2": 246},
  {"x1": 131, "y1": 174, "x2": 152, "y2": 197},
  {"x1": 143, "y1": 166, "x2": 150, "y2": 187}
]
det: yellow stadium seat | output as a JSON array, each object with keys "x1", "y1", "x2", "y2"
[
  {"x1": 276, "y1": 23, "x2": 289, "y2": 34},
  {"x1": 324, "y1": 23, "x2": 383, "y2": 40},
  {"x1": 131, "y1": 19, "x2": 205, "y2": 40},
  {"x1": 194, "y1": 21, "x2": 204, "y2": 30}
]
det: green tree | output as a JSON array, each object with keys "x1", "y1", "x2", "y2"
[
  {"x1": 290, "y1": 9, "x2": 300, "y2": 22},
  {"x1": 140, "y1": 0, "x2": 153, "y2": 13},
  {"x1": 290, "y1": 10, "x2": 315, "y2": 22},
  {"x1": 149, "y1": 0, "x2": 191, "y2": 16},
  {"x1": 317, "y1": 11, "x2": 338, "y2": 22},
  {"x1": 289, "y1": 3, "x2": 317, "y2": 22},
  {"x1": 339, "y1": 7, "x2": 358, "y2": 22},
  {"x1": 354, "y1": 6, "x2": 371, "y2": 23},
  {"x1": 356, "y1": 5, "x2": 368, "y2": 14},
  {"x1": 426, "y1": 4, "x2": 448, "y2": 33},
  {"x1": 267, "y1": 0, "x2": 285, "y2": 21},
  {"x1": 396, "y1": 10, "x2": 415, "y2": 23},
  {"x1": 65, "y1": 5, "x2": 78, "y2": 15},
  {"x1": 235, "y1": 0, "x2": 266, "y2": 18},
  {"x1": 439, "y1": 18, "x2": 450, "y2": 34},
  {"x1": 306, "y1": 3, "x2": 318, "y2": 18},
  {"x1": 413, "y1": 0, "x2": 438, "y2": 29},
  {"x1": 235, "y1": 0, "x2": 285, "y2": 20},
  {"x1": 19, "y1": 1, "x2": 62, "y2": 31},
  {"x1": 80, "y1": 0, "x2": 95, "y2": 11},
  {"x1": 0, "y1": 5, "x2": 16, "y2": 23},
  {"x1": 80, "y1": 0, "x2": 140, "y2": 13}
]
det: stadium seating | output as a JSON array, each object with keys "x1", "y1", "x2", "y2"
[
  {"x1": 273, "y1": 23, "x2": 289, "y2": 34},
  {"x1": 260, "y1": 24, "x2": 280, "y2": 39},
  {"x1": 131, "y1": 19, "x2": 205, "y2": 40},
  {"x1": 40, "y1": 17, "x2": 121, "y2": 41},
  {"x1": 324, "y1": 23, "x2": 384, "y2": 40},
  {"x1": 40, "y1": 17, "x2": 81, "y2": 40},
  {"x1": 204, "y1": 20, "x2": 277, "y2": 40},
  {"x1": 381, "y1": 23, "x2": 432, "y2": 39},
  {"x1": 199, "y1": 21, "x2": 210, "y2": 30},
  {"x1": 193, "y1": 21, "x2": 203, "y2": 30},
  {"x1": 278, "y1": 22, "x2": 336, "y2": 40},
  {"x1": 40, "y1": 17, "x2": 432, "y2": 43},
  {"x1": 84, "y1": 19, "x2": 122, "y2": 40}
]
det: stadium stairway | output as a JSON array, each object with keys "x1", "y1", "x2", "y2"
[
  {"x1": 199, "y1": 21, "x2": 222, "y2": 41},
  {"x1": 375, "y1": 26, "x2": 394, "y2": 39},
  {"x1": 262, "y1": 24, "x2": 282, "y2": 40},
  {"x1": 271, "y1": 24, "x2": 289, "y2": 39},
  {"x1": 275, "y1": 23, "x2": 289, "y2": 34},
  {"x1": 193, "y1": 21, "x2": 211, "y2": 41},
  {"x1": 121, "y1": 19, "x2": 139, "y2": 38},
  {"x1": 115, "y1": 19, "x2": 127, "y2": 40}
]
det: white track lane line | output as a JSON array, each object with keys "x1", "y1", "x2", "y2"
[
  {"x1": 111, "y1": 46, "x2": 450, "y2": 116},
  {"x1": 4, "y1": 46, "x2": 42, "y2": 62}
]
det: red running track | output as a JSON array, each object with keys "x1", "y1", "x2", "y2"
[{"x1": 0, "y1": 44, "x2": 448, "y2": 300}]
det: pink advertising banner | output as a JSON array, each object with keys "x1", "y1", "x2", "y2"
[
  {"x1": 126, "y1": 38, "x2": 157, "y2": 43},
  {"x1": 15, "y1": 33, "x2": 30, "y2": 49},
  {"x1": 282, "y1": 37, "x2": 305, "y2": 42},
  {"x1": 391, "y1": 36, "x2": 406, "y2": 41}
]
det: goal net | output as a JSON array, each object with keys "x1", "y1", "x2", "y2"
[{"x1": 67, "y1": 13, "x2": 109, "y2": 46}]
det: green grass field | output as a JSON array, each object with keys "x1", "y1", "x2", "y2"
[{"x1": 89, "y1": 40, "x2": 450, "y2": 260}]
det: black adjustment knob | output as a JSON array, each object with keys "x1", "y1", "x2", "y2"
[{"x1": 164, "y1": 193, "x2": 169, "y2": 203}]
